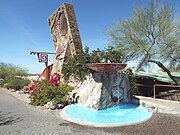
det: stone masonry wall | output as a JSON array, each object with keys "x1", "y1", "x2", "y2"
[
  {"x1": 48, "y1": 3, "x2": 82, "y2": 74},
  {"x1": 76, "y1": 72, "x2": 131, "y2": 110}
]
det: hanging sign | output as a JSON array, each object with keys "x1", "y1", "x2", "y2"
[
  {"x1": 30, "y1": 51, "x2": 55, "y2": 68},
  {"x1": 37, "y1": 53, "x2": 48, "y2": 63}
]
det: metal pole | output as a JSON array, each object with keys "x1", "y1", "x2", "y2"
[
  {"x1": 30, "y1": 51, "x2": 55, "y2": 55},
  {"x1": 154, "y1": 84, "x2": 180, "y2": 88},
  {"x1": 30, "y1": 51, "x2": 55, "y2": 80},
  {"x1": 46, "y1": 67, "x2": 50, "y2": 80},
  {"x1": 153, "y1": 84, "x2": 180, "y2": 99},
  {"x1": 153, "y1": 84, "x2": 156, "y2": 98}
]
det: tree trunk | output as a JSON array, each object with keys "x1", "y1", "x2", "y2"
[{"x1": 147, "y1": 59, "x2": 178, "y2": 84}]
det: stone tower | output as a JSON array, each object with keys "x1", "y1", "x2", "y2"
[{"x1": 48, "y1": 3, "x2": 82, "y2": 74}]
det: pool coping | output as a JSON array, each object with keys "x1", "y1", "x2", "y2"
[
  {"x1": 60, "y1": 104, "x2": 153, "y2": 127},
  {"x1": 60, "y1": 96, "x2": 180, "y2": 127},
  {"x1": 133, "y1": 96, "x2": 180, "y2": 115}
]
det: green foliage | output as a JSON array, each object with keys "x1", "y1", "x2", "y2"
[
  {"x1": 62, "y1": 46, "x2": 124, "y2": 81},
  {"x1": 123, "y1": 68, "x2": 138, "y2": 96},
  {"x1": 62, "y1": 47, "x2": 91, "y2": 81},
  {"x1": 167, "y1": 66, "x2": 180, "y2": 72},
  {"x1": 107, "y1": 0, "x2": 180, "y2": 84},
  {"x1": 51, "y1": 84, "x2": 73, "y2": 104},
  {"x1": 90, "y1": 48, "x2": 103, "y2": 63},
  {"x1": 0, "y1": 62, "x2": 28, "y2": 80},
  {"x1": 0, "y1": 62, "x2": 29, "y2": 89},
  {"x1": 8, "y1": 78, "x2": 30, "y2": 90},
  {"x1": 3, "y1": 83, "x2": 10, "y2": 89},
  {"x1": 30, "y1": 80, "x2": 73, "y2": 106},
  {"x1": 107, "y1": 0, "x2": 180, "y2": 68},
  {"x1": 90, "y1": 46, "x2": 124, "y2": 63},
  {"x1": 103, "y1": 46, "x2": 124, "y2": 63}
]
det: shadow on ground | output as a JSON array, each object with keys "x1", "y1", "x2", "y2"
[{"x1": 0, "y1": 111, "x2": 23, "y2": 126}]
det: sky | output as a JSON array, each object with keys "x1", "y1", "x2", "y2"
[{"x1": 0, "y1": 0, "x2": 180, "y2": 74}]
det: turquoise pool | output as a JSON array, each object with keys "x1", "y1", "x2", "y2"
[{"x1": 60, "y1": 104, "x2": 153, "y2": 127}]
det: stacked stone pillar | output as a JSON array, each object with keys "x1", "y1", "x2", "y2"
[{"x1": 48, "y1": 3, "x2": 82, "y2": 74}]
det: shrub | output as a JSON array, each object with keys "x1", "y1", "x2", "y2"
[
  {"x1": 48, "y1": 72, "x2": 60, "y2": 86},
  {"x1": 51, "y1": 84, "x2": 74, "y2": 104},
  {"x1": 0, "y1": 62, "x2": 29, "y2": 89},
  {"x1": 29, "y1": 80, "x2": 73, "y2": 106},
  {"x1": 62, "y1": 47, "x2": 90, "y2": 81},
  {"x1": 3, "y1": 83, "x2": 10, "y2": 89},
  {"x1": 90, "y1": 46, "x2": 123, "y2": 63},
  {"x1": 123, "y1": 68, "x2": 138, "y2": 96},
  {"x1": 0, "y1": 62, "x2": 28, "y2": 80},
  {"x1": 62, "y1": 46, "x2": 124, "y2": 81},
  {"x1": 8, "y1": 78, "x2": 30, "y2": 90}
]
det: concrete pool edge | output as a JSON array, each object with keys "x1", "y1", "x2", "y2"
[
  {"x1": 60, "y1": 96, "x2": 180, "y2": 127},
  {"x1": 133, "y1": 96, "x2": 180, "y2": 115},
  {"x1": 60, "y1": 104, "x2": 153, "y2": 127}
]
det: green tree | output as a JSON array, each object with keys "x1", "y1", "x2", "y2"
[
  {"x1": 0, "y1": 62, "x2": 29, "y2": 89},
  {"x1": 0, "y1": 62, "x2": 28, "y2": 80},
  {"x1": 107, "y1": 0, "x2": 180, "y2": 84}
]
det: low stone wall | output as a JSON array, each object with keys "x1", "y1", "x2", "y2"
[{"x1": 132, "y1": 96, "x2": 180, "y2": 115}]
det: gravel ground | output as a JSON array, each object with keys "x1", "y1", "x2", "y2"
[{"x1": 0, "y1": 88, "x2": 180, "y2": 135}]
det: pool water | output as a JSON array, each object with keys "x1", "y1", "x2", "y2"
[{"x1": 60, "y1": 104, "x2": 152, "y2": 127}]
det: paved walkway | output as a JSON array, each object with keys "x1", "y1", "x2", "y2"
[
  {"x1": 0, "y1": 87, "x2": 180, "y2": 135},
  {"x1": 7, "y1": 89, "x2": 30, "y2": 103}
]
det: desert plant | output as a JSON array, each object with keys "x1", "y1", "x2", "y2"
[
  {"x1": 107, "y1": 0, "x2": 180, "y2": 84},
  {"x1": 0, "y1": 62, "x2": 29, "y2": 89},
  {"x1": 3, "y1": 83, "x2": 10, "y2": 89},
  {"x1": 104, "y1": 46, "x2": 124, "y2": 63},
  {"x1": 90, "y1": 46, "x2": 124, "y2": 63},
  {"x1": 48, "y1": 72, "x2": 60, "y2": 86},
  {"x1": 8, "y1": 78, "x2": 30, "y2": 90},
  {"x1": 62, "y1": 47, "x2": 91, "y2": 81},
  {"x1": 29, "y1": 80, "x2": 73, "y2": 106},
  {"x1": 90, "y1": 48, "x2": 103, "y2": 63},
  {"x1": 126, "y1": 68, "x2": 139, "y2": 95},
  {"x1": 123, "y1": 68, "x2": 138, "y2": 96},
  {"x1": 62, "y1": 46, "x2": 124, "y2": 81}
]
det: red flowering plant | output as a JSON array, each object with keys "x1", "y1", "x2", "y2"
[
  {"x1": 27, "y1": 82, "x2": 39, "y2": 96},
  {"x1": 27, "y1": 72, "x2": 60, "y2": 97},
  {"x1": 28, "y1": 79, "x2": 73, "y2": 106},
  {"x1": 26, "y1": 72, "x2": 73, "y2": 106},
  {"x1": 48, "y1": 72, "x2": 60, "y2": 86}
]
